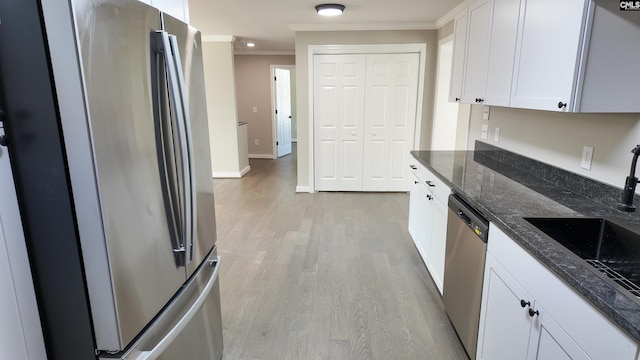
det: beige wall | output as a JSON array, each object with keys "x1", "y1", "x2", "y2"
[
  {"x1": 202, "y1": 41, "x2": 242, "y2": 177},
  {"x1": 294, "y1": 30, "x2": 439, "y2": 191},
  {"x1": 234, "y1": 55, "x2": 296, "y2": 157},
  {"x1": 467, "y1": 105, "x2": 640, "y2": 188}
]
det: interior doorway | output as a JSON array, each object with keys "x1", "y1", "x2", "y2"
[
  {"x1": 431, "y1": 36, "x2": 470, "y2": 150},
  {"x1": 271, "y1": 65, "x2": 295, "y2": 158}
]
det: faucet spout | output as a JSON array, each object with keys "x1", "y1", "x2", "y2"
[{"x1": 618, "y1": 145, "x2": 640, "y2": 212}]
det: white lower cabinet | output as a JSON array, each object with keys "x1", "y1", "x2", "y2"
[
  {"x1": 407, "y1": 159, "x2": 450, "y2": 294},
  {"x1": 477, "y1": 224, "x2": 639, "y2": 360}
]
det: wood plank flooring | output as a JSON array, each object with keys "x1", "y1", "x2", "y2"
[{"x1": 212, "y1": 150, "x2": 468, "y2": 360}]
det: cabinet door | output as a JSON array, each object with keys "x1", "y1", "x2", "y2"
[
  {"x1": 416, "y1": 183, "x2": 434, "y2": 262},
  {"x1": 449, "y1": 8, "x2": 468, "y2": 103},
  {"x1": 476, "y1": 253, "x2": 532, "y2": 360},
  {"x1": 527, "y1": 303, "x2": 589, "y2": 360},
  {"x1": 427, "y1": 198, "x2": 447, "y2": 294},
  {"x1": 510, "y1": 0, "x2": 589, "y2": 111},
  {"x1": 483, "y1": 0, "x2": 522, "y2": 106},
  {"x1": 460, "y1": 0, "x2": 491, "y2": 104},
  {"x1": 408, "y1": 173, "x2": 421, "y2": 241}
]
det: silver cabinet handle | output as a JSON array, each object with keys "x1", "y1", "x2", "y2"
[{"x1": 135, "y1": 257, "x2": 221, "y2": 360}]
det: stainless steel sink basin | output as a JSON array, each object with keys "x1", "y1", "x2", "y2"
[{"x1": 523, "y1": 217, "x2": 640, "y2": 299}]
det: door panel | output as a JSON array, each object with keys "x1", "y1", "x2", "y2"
[
  {"x1": 275, "y1": 68, "x2": 292, "y2": 157},
  {"x1": 73, "y1": 1, "x2": 187, "y2": 349},
  {"x1": 363, "y1": 53, "x2": 419, "y2": 192},
  {"x1": 314, "y1": 54, "x2": 366, "y2": 191}
]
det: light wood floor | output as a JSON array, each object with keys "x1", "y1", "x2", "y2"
[{"x1": 212, "y1": 149, "x2": 468, "y2": 360}]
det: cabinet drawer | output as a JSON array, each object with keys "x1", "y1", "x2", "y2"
[
  {"x1": 488, "y1": 224, "x2": 638, "y2": 359},
  {"x1": 419, "y1": 166, "x2": 450, "y2": 203}
]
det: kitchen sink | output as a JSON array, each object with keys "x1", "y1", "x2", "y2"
[{"x1": 523, "y1": 217, "x2": 640, "y2": 299}]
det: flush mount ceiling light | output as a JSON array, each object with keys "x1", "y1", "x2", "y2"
[
  {"x1": 246, "y1": 42, "x2": 256, "y2": 48},
  {"x1": 315, "y1": 3, "x2": 345, "y2": 16}
]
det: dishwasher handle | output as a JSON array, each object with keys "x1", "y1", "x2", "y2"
[
  {"x1": 457, "y1": 210, "x2": 472, "y2": 226},
  {"x1": 448, "y1": 194, "x2": 489, "y2": 242}
]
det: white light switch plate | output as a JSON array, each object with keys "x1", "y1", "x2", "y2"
[
  {"x1": 494, "y1": 127, "x2": 501, "y2": 142},
  {"x1": 483, "y1": 105, "x2": 490, "y2": 120},
  {"x1": 481, "y1": 124, "x2": 489, "y2": 140},
  {"x1": 581, "y1": 146, "x2": 594, "y2": 170}
]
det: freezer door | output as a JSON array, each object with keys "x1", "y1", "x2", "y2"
[
  {"x1": 162, "y1": 14, "x2": 217, "y2": 278},
  {"x1": 71, "y1": 0, "x2": 188, "y2": 350},
  {"x1": 100, "y1": 248, "x2": 223, "y2": 360}
]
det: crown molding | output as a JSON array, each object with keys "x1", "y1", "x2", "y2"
[
  {"x1": 234, "y1": 50, "x2": 295, "y2": 56},
  {"x1": 201, "y1": 35, "x2": 236, "y2": 43},
  {"x1": 290, "y1": 22, "x2": 437, "y2": 32},
  {"x1": 435, "y1": 1, "x2": 469, "y2": 28}
]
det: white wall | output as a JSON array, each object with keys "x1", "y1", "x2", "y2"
[
  {"x1": 467, "y1": 105, "x2": 640, "y2": 188},
  {"x1": 201, "y1": 40, "x2": 243, "y2": 178}
]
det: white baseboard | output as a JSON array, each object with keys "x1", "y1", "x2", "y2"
[
  {"x1": 240, "y1": 165, "x2": 251, "y2": 177},
  {"x1": 296, "y1": 185, "x2": 312, "y2": 193},
  {"x1": 212, "y1": 171, "x2": 242, "y2": 179},
  {"x1": 249, "y1": 154, "x2": 275, "y2": 159}
]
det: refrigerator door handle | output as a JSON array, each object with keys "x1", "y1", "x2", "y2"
[
  {"x1": 135, "y1": 256, "x2": 220, "y2": 360},
  {"x1": 158, "y1": 30, "x2": 192, "y2": 267},
  {"x1": 168, "y1": 34, "x2": 197, "y2": 264},
  {"x1": 152, "y1": 30, "x2": 184, "y2": 266}
]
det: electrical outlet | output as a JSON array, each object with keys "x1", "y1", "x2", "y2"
[
  {"x1": 494, "y1": 127, "x2": 501, "y2": 142},
  {"x1": 481, "y1": 124, "x2": 489, "y2": 140},
  {"x1": 483, "y1": 105, "x2": 490, "y2": 120},
  {"x1": 254, "y1": 139, "x2": 259, "y2": 146},
  {"x1": 581, "y1": 146, "x2": 594, "y2": 170}
]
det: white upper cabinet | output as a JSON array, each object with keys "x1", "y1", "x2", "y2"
[
  {"x1": 451, "y1": 0, "x2": 640, "y2": 112},
  {"x1": 483, "y1": 0, "x2": 522, "y2": 106},
  {"x1": 449, "y1": 8, "x2": 468, "y2": 103},
  {"x1": 460, "y1": 0, "x2": 491, "y2": 105},
  {"x1": 510, "y1": 0, "x2": 588, "y2": 112}
]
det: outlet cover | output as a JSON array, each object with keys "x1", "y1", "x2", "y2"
[
  {"x1": 494, "y1": 127, "x2": 501, "y2": 142},
  {"x1": 481, "y1": 124, "x2": 489, "y2": 140},
  {"x1": 581, "y1": 146, "x2": 594, "y2": 170}
]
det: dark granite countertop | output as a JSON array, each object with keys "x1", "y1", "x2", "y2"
[{"x1": 411, "y1": 143, "x2": 640, "y2": 343}]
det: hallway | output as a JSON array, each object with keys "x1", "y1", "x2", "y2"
[{"x1": 212, "y1": 153, "x2": 467, "y2": 360}]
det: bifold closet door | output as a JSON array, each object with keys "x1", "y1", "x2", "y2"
[
  {"x1": 314, "y1": 54, "x2": 366, "y2": 191},
  {"x1": 363, "y1": 53, "x2": 419, "y2": 191},
  {"x1": 313, "y1": 52, "x2": 419, "y2": 192}
]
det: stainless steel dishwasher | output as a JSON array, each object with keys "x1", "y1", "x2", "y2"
[{"x1": 442, "y1": 194, "x2": 489, "y2": 360}]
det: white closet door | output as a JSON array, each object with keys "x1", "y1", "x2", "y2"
[
  {"x1": 363, "y1": 53, "x2": 419, "y2": 191},
  {"x1": 314, "y1": 54, "x2": 366, "y2": 191}
]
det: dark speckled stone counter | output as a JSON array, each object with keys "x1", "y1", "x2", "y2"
[{"x1": 412, "y1": 141, "x2": 640, "y2": 343}]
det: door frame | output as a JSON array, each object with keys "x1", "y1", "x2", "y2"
[
  {"x1": 307, "y1": 43, "x2": 428, "y2": 192},
  {"x1": 270, "y1": 65, "x2": 295, "y2": 159}
]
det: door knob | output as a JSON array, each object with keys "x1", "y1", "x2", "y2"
[{"x1": 558, "y1": 101, "x2": 567, "y2": 109}]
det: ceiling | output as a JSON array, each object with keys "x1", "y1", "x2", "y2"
[{"x1": 189, "y1": 0, "x2": 465, "y2": 54}]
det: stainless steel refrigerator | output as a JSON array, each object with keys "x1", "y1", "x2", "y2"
[{"x1": 0, "y1": 0, "x2": 223, "y2": 359}]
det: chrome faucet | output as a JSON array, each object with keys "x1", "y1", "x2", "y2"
[{"x1": 618, "y1": 145, "x2": 640, "y2": 212}]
